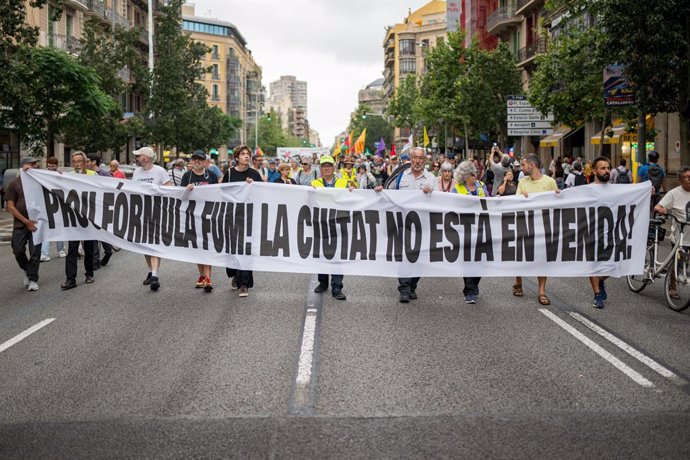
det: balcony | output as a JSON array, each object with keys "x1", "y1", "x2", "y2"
[
  {"x1": 85, "y1": 0, "x2": 106, "y2": 18},
  {"x1": 44, "y1": 33, "x2": 82, "y2": 55},
  {"x1": 64, "y1": 0, "x2": 89, "y2": 12},
  {"x1": 487, "y1": 5, "x2": 522, "y2": 36},
  {"x1": 117, "y1": 67, "x2": 130, "y2": 82},
  {"x1": 211, "y1": 73, "x2": 220, "y2": 81},
  {"x1": 105, "y1": 9, "x2": 131, "y2": 30},
  {"x1": 517, "y1": 37, "x2": 547, "y2": 67},
  {"x1": 211, "y1": 95, "x2": 221, "y2": 102},
  {"x1": 138, "y1": 27, "x2": 149, "y2": 45},
  {"x1": 515, "y1": 0, "x2": 545, "y2": 16}
]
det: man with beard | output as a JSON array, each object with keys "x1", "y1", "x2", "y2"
[
  {"x1": 131, "y1": 147, "x2": 173, "y2": 292},
  {"x1": 589, "y1": 156, "x2": 612, "y2": 308},
  {"x1": 488, "y1": 146, "x2": 513, "y2": 197},
  {"x1": 222, "y1": 145, "x2": 263, "y2": 297},
  {"x1": 375, "y1": 147, "x2": 437, "y2": 303}
]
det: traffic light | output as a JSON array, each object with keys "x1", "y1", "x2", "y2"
[
  {"x1": 266, "y1": 113, "x2": 271, "y2": 122},
  {"x1": 362, "y1": 111, "x2": 367, "y2": 120}
]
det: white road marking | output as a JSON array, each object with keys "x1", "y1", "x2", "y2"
[
  {"x1": 0, "y1": 318, "x2": 55, "y2": 354},
  {"x1": 569, "y1": 312, "x2": 687, "y2": 386},
  {"x1": 538, "y1": 309, "x2": 654, "y2": 388},
  {"x1": 295, "y1": 310, "x2": 317, "y2": 386}
]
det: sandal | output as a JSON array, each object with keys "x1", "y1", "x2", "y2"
[
  {"x1": 669, "y1": 289, "x2": 681, "y2": 300},
  {"x1": 512, "y1": 283, "x2": 523, "y2": 297},
  {"x1": 538, "y1": 294, "x2": 551, "y2": 305}
]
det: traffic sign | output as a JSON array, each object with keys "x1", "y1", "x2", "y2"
[
  {"x1": 507, "y1": 107, "x2": 552, "y2": 115},
  {"x1": 508, "y1": 129, "x2": 554, "y2": 136},
  {"x1": 507, "y1": 114, "x2": 554, "y2": 121},
  {"x1": 506, "y1": 100, "x2": 532, "y2": 107},
  {"x1": 508, "y1": 121, "x2": 554, "y2": 129}
]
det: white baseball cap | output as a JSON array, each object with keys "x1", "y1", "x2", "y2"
[{"x1": 133, "y1": 146, "x2": 155, "y2": 158}]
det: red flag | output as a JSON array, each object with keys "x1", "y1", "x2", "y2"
[{"x1": 391, "y1": 143, "x2": 397, "y2": 157}]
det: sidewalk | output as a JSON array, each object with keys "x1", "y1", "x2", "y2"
[{"x1": 0, "y1": 209, "x2": 13, "y2": 242}]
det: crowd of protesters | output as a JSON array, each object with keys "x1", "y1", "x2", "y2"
[{"x1": 5, "y1": 143, "x2": 672, "y2": 311}]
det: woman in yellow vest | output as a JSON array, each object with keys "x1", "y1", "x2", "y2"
[
  {"x1": 339, "y1": 155, "x2": 358, "y2": 188},
  {"x1": 451, "y1": 160, "x2": 487, "y2": 304}
]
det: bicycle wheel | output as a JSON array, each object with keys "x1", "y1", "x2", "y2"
[
  {"x1": 627, "y1": 245, "x2": 653, "y2": 293},
  {"x1": 664, "y1": 247, "x2": 690, "y2": 312}
]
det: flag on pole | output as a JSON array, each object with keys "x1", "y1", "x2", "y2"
[
  {"x1": 332, "y1": 139, "x2": 341, "y2": 161},
  {"x1": 423, "y1": 127, "x2": 429, "y2": 148},
  {"x1": 401, "y1": 133, "x2": 414, "y2": 153},
  {"x1": 345, "y1": 131, "x2": 353, "y2": 154},
  {"x1": 354, "y1": 128, "x2": 367, "y2": 155},
  {"x1": 376, "y1": 137, "x2": 386, "y2": 157},
  {"x1": 255, "y1": 145, "x2": 264, "y2": 157},
  {"x1": 391, "y1": 143, "x2": 397, "y2": 157}
]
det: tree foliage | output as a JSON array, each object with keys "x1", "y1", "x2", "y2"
[
  {"x1": 387, "y1": 74, "x2": 420, "y2": 129},
  {"x1": 348, "y1": 103, "x2": 393, "y2": 154},
  {"x1": 256, "y1": 109, "x2": 304, "y2": 155}
]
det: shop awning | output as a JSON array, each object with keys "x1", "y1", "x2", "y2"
[
  {"x1": 539, "y1": 126, "x2": 573, "y2": 148},
  {"x1": 590, "y1": 126, "x2": 639, "y2": 145}
]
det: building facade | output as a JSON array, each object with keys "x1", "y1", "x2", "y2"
[
  {"x1": 182, "y1": 4, "x2": 263, "y2": 156},
  {"x1": 268, "y1": 75, "x2": 309, "y2": 140},
  {"x1": 358, "y1": 78, "x2": 386, "y2": 117},
  {"x1": 382, "y1": 0, "x2": 448, "y2": 146}
]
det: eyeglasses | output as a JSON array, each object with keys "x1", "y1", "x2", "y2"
[
  {"x1": 302, "y1": 163, "x2": 310, "y2": 166},
  {"x1": 433, "y1": 164, "x2": 440, "y2": 168}
]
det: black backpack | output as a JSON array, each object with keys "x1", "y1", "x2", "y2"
[
  {"x1": 573, "y1": 173, "x2": 587, "y2": 187},
  {"x1": 647, "y1": 164, "x2": 664, "y2": 192},
  {"x1": 615, "y1": 169, "x2": 631, "y2": 184}
]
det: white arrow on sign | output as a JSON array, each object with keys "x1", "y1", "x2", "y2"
[{"x1": 508, "y1": 121, "x2": 554, "y2": 129}]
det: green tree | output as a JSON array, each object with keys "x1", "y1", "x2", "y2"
[
  {"x1": 145, "y1": 0, "x2": 211, "y2": 152},
  {"x1": 256, "y1": 109, "x2": 303, "y2": 155},
  {"x1": 387, "y1": 74, "x2": 420, "y2": 131},
  {"x1": 348, "y1": 103, "x2": 393, "y2": 154},
  {"x1": 456, "y1": 41, "x2": 521, "y2": 145},
  {"x1": 2, "y1": 46, "x2": 115, "y2": 156}
]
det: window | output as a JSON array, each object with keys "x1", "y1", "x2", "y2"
[
  {"x1": 399, "y1": 39, "x2": 416, "y2": 56},
  {"x1": 212, "y1": 64, "x2": 220, "y2": 80},
  {"x1": 211, "y1": 44, "x2": 219, "y2": 59},
  {"x1": 66, "y1": 15, "x2": 73, "y2": 38},
  {"x1": 211, "y1": 84, "x2": 220, "y2": 101},
  {"x1": 399, "y1": 58, "x2": 416, "y2": 74}
]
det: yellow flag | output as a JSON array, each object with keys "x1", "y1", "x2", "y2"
[
  {"x1": 333, "y1": 139, "x2": 341, "y2": 161},
  {"x1": 354, "y1": 128, "x2": 367, "y2": 155},
  {"x1": 423, "y1": 127, "x2": 429, "y2": 148}
]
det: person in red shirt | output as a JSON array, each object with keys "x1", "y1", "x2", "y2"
[{"x1": 109, "y1": 160, "x2": 127, "y2": 179}]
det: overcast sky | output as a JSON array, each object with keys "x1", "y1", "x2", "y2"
[{"x1": 190, "y1": 0, "x2": 432, "y2": 146}]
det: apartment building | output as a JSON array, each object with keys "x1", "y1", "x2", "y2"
[
  {"x1": 382, "y1": 0, "x2": 448, "y2": 146},
  {"x1": 268, "y1": 76, "x2": 309, "y2": 140},
  {"x1": 182, "y1": 3, "x2": 263, "y2": 155}
]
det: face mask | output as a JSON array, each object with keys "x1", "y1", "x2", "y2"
[{"x1": 596, "y1": 173, "x2": 610, "y2": 182}]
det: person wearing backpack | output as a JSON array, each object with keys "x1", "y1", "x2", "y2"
[
  {"x1": 564, "y1": 161, "x2": 588, "y2": 187},
  {"x1": 609, "y1": 158, "x2": 632, "y2": 184},
  {"x1": 637, "y1": 151, "x2": 665, "y2": 208}
]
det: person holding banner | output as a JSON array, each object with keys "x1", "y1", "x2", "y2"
[
  {"x1": 6, "y1": 157, "x2": 42, "y2": 292},
  {"x1": 436, "y1": 162, "x2": 457, "y2": 193},
  {"x1": 339, "y1": 156, "x2": 358, "y2": 189},
  {"x1": 589, "y1": 156, "x2": 613, "y2": 308},
  {"x1": 222, "y1": 145, "x2": 263, "y2": 297},
  {"x1": 311, "y1": 155, "x2": 349, "y2": 300},
  {"x1": 61, "y1": 151, "x2": 97, "y2": 290},
  {"x1": 376, "y1": 147, "x2": 437, "y2": 303},
  {"x1": 274, "y1": 163, "x2": 296, "y2": 185},
  {"x1": 515, "y1": 153, "x2": 559, "y2": 305},
  {"x1": 131, "y1": 147, "x2": 173, "y2": 292},
  {"x1": 452, "y1": 160, "x2": 488, "y2": 304},
  {"x1": 296, "y1": 156, "x2": 318, "y2": 186},
  {"x1": 182, "y1": 150, "x2": 219, "y2": 292}
]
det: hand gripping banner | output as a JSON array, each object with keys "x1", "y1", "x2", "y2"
[{"x1": 22, "y1": 169, "x2": 650, "y2": 278}]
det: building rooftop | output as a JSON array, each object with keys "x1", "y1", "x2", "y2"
[
  {"x1": 366, "y1": 78, "x2": 385, "y2": 89},
  {"x1": 182, "y1": 14, "x2": 247, "y2": 46}
]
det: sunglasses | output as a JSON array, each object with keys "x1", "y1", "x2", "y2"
[
  {"x1": 301, "y1": 162, "x2": 310, "y2": 166},
  {"x1": 433, "y1": 164, "x2": 440, "y2": 168}
]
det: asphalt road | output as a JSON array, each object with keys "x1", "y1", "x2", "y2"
[{"x1": 0, "y1": 244, "x2": 689, "y2": 458}]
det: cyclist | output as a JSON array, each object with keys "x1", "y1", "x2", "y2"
[{"x1": 653, "y1": 165, "x2": 690, "y2": 299}]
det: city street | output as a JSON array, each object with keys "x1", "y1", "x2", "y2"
[{"x1": 0, "y1": 243, "x2": 689, "y2": 458}]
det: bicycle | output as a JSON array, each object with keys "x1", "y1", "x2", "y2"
[{"x1": 627, "y1": 214, "x2": 690, "y2": 312}]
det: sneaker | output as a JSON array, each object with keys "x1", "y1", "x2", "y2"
[
  {"x1": 150, "y1": 276, "x2": 160, "y2": 291},
  {"x1": 464, "y1": 294, "x2": 477, "y2": 304},
  {"x1": 143, "y1": 272, "x2": 153, "y2": 285},
  {"x1": 238, "y1": 286, "x2": 249, "y2": 297},
  {"x1": 314, "y1": 283, "x2": 328, "y2": 294},
  {"x1": 27, "y1": 281, "x2": 39, "y2": 292},
  {"x1": 399, "y1": 292, "x2": 410, "y2": 304},
  {"x1": 85, "y1": 275, "x2": 95, "y2": 284},
  {"x1": 58, "y1": 250, "x2": 66, "y2": 258},
  {"x1": 204, "y1": 277, "x2": 213, "y2": 292},
  {"x1": 23, "y1": 273, "x2": 29, "y2": 287},
  {"x1": 40, "y1": 254, "x2": 51, "y2": 262},
  {"x1": 332, "y1": 290, "x2": 347, "y2": 301},
  {"x1": 409, "y1": 289, "x2": 418, "y2": 300},
  {"x1": 593, "y1": 293, "x2": 604, "y2": 309},
  {"x1": 599, "y1": 279, "x2": 607, "y2": 301},
  {"x1": 195, "y1": 275, "x2": 206, "y2": 288},
  {"x1": 231, "y1": 278, "x2": 238, "y2": 290}
]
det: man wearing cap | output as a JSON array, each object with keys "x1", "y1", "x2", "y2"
[
  {"x1": 266, "y1": 158, "x2": 280, "y2": 182},
  {"x1": 375, "y1": 147, "x2": 437, "y2": 303},
  {"x1": 132, "y1": 146, "x2": 172, "y2": 291},
  {"x1": 339, "y1": 156, "x2": 358, "y2": 188},
  {"x1": 222, "y1": 145, "x2": 263, "y2": 297},
  {"x1": 312, "y1": 155, "x2": 349, "y2": 300},
  {"x1": 6, "y1": 157, "x2": 42, "y2": 291},
  {"x1": 183, "y1": 150, "x2": 219, "y2": 292}
]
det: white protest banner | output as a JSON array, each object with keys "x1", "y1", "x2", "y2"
[
  {"x1": 276, "y1": 147, "x2": 329, "y2": 162},
  {"x1": 23, "y1": 169, "x2": 650, "y2": 278}
]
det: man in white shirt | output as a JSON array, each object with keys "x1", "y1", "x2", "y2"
[
  {"x1": 132, "y1": 147, "x2": 173, "y2": 291},
  {"x1": 376, "y1": 147, "x2": 437, "y2": 303}
]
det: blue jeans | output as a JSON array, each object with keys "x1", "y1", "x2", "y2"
[{"x1": 42, "y1": 240, "x2": 65, "y2": 257}]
